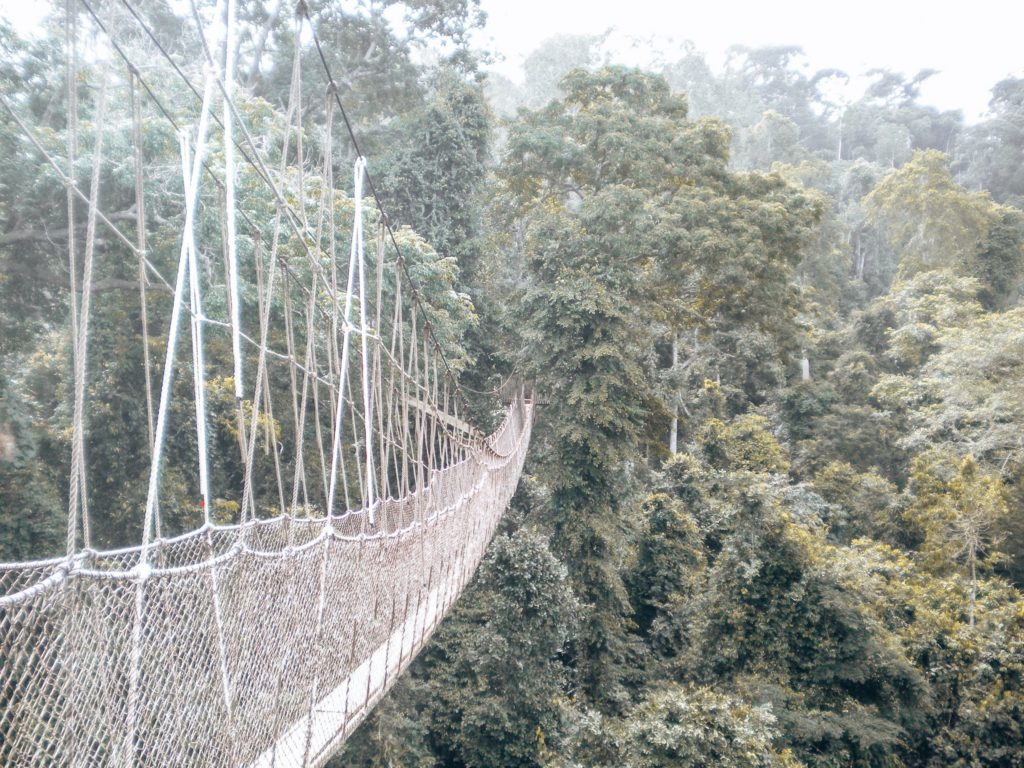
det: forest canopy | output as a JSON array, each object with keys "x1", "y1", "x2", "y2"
[{"x1": 2, "y1": 4, "x2": 1024, "y2": 766}]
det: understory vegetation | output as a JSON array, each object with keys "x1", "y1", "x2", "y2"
[{"x1": 2, "y1": 3, "x2": 1024, "y2": 766}]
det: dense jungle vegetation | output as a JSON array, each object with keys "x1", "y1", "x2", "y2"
[{"x1": 2, "y1": 2, "x2": 1024, "y2": 765}]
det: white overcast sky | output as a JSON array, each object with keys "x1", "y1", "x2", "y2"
[
  {"x1": 2, "y1": 1, "x2": 1021, "y2": 122},
  {"x1": 476, "y1": 0, "x2": 1024, "y2": 122}
]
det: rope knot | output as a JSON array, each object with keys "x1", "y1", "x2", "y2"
[{"x1": 133, "y1": 561, "x2": 152, "y2": 584}]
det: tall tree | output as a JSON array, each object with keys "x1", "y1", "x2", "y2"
[
  {"x1": 866, "y1": 150, "x2": 1024, "y2": 301},
  {"x1": 957, "y1": 77, "x2": 1024, "y2": 208},
  {"x1": 501, "y1": 66, "x2": 820, "y2": 707}
]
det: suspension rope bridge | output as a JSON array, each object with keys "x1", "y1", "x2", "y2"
[{"x1": 0, "y1": 1, "x2": 532, "y2": 765}]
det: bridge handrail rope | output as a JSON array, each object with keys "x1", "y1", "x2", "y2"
[{"x1": 0, "y1": 395, "x2": 528, "y2": 592}]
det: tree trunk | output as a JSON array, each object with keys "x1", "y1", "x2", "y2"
[
  {"x1": 969, "y1": 541, "x2": 977, "y2": 628},
  {"x1": 245, "y1": 0, "x2": 284, "y2": 88},
  {"x1": 854, "y1": 235, "x2": 866, "y2": 281},
  {"x1": 669, "y1": 335, "x2": 678, "y2": 454},
  {"x1": 836, "y1": 113, "x2": 843, "y2": 161}
]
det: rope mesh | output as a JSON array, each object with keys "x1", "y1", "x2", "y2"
[{"x1": 0, "y1": 397, "x2": 531, "y2": 767}]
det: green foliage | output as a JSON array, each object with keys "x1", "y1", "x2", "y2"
[
  {"x1": 905, "y1": 453, "x2": 1008, "y2": 581},
  {"x1": 743, "y1": 110, "x2": 807, "y2": 170},
  {"x1": 840, "y1": 70, "x2": 961, "y2": 167},
  {"x1": 505, "y1": 69, "x2": 684, "y2": 705},
  {"x1": 786, "y1": 268, "x2": 990, "y2": 484},
  {"x1": 866, "y1": 151, "x2": 1024, "y2": 295},
  {"x1": 500, "y1": 67, "x2": 818, "y2": 709},
  {"x1": 969, "y1": 208, "x2": 1024, "y2": 309},
  {"x1": 875, "y1": 270, "x2": 984, "y2": 370},
  {"x1": 688, "y1": 492, "x2": 927, "y2": 766},
  {"x1": 870, "y1": 305, "x2": 1024, "y2": 582},
  {"x1": 376, "y1": 69, "x2": 491, "y2": 285},
  {"x1": 845, "y1": 541, "x2": 1024, "y2": 766},
  {"x1": 874, "y1": 307, "x2": 1024, "y2": 470},
  {"x1": 520, "y1": 202, "x2": 650, "y2": 488},
  {"x1": 429, "y1": 529, "x2": 578, "y2": 767},
  {"x1": 0, "y1": 342, "x2": 64, "y2": 560},
  {"x1": 334, "y1": 680, "x2": 436, "y2": 768},
  {"x1": 700, "y1": 414, "x2": 790, "y2": 475},
  {"x1": 5, "y1": 16, "x2": 1024, "y2": 768},
  {"x1": 251, "y1": 0, "x2": 484, "y2": 136},
  {"x1": 628, "y1": 492, "x2": 704, "y2": 656},
  {"x1": 866, "y1": 150, "x2": 990, "y2": 277},
  {"x1": 957, "y1": 77, "x2": 1024, "y2": 208},
  {"x1": 618, "y1": 685, "x2": 791, "y2": 768},
  {"x1": 340, "y1": 529, "x2": 578, "y2": 768},
  {"x1": 810, "y1": 461, "x2": 900, "y2": 543}
]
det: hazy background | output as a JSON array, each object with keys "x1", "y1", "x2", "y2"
[
  {"x1": 3, "y1": 0, "x2": 1021, "y2": 120},
  {"x1": 475, "y1": 0, "x2": 1023, "y2": 121}
]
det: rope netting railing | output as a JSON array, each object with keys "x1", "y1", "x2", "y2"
[
  {"x1": 0, "y1": 1, "x2": 532, "y2": 765},
  {"x1": 0, "y1": 397, "x2": 531, "y2": 767}
]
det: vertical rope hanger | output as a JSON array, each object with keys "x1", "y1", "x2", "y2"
[
  {"x1": 63, "y1": 0, "x2": 89, "y2": 557},
  {"x1": 129, "y1": 70, "x2": 159, "y2": 539},
  {"x1": 64, "y1": 0, "x2": 81, "y2": 558},
  {"x1": 235, "y1": 3, "x2": 306, "y2": 524},
  {"x1": 181, "y1": 133, "x2": 212, "y2": 519},
  {"x1": 374, "y1": 223, "x2": 389, "y2": 501},
  {"x1": 326, "y1": 158, "x2": 366, "y2": 519},
  {"x1": 291, "y1": 80, "x2": 336, "y2": 516},
  {"x1": 187, "y1": 0, "x2": 256, "y2": 523},
  {"x1": 285, "y1": 5, "x2": 321, "y2": 520},
  {"x1": 141, "y1": 5, "x2": 222, "y2": 551},
  {"x1": 67, "y1": 73, "x2": 108, "y2": 558},
  {"x1": 356, "y1": 166, "x2": 377, "y2": 522}
]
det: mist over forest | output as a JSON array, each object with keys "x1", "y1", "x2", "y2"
[{"x1": 2, "y1": 2, "x2": 1024, "y2": 766}]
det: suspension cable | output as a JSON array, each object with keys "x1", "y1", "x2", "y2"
[
  {"x1": 85, "y1": 0, "x2": 468, "y2": 423},
  {"x1": 298, "y1": 2, "x2": 468, "y2": 409},
  {"x1": 223, "y1": 0, "x2": 243, "y2": 402}
]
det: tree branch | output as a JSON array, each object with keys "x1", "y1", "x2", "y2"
[
  {"x1": 0, "y1": 256, "x2": 170, "y2": 295},
  {"x1": 0, "y1": 210, "x2": 137, "y2": 248}
]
